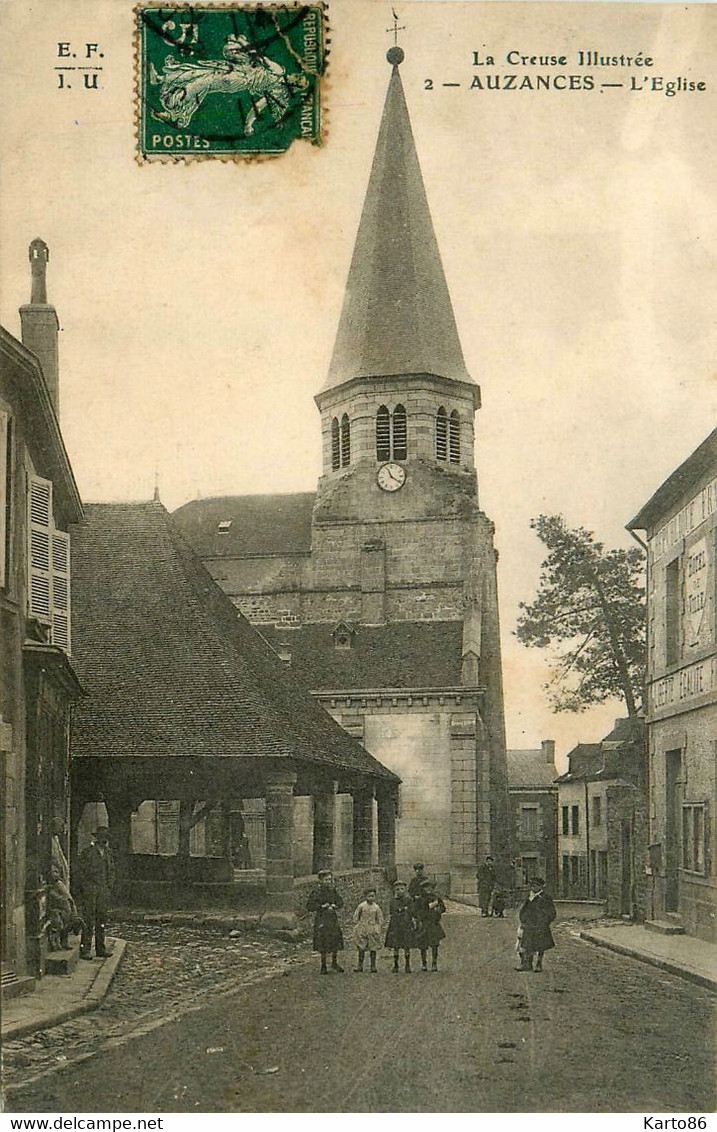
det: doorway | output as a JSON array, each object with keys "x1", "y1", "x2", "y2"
[{"x1": 664, "y1": 749, "x2": 682, "y2": 913}]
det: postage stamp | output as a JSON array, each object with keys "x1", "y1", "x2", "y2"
[{"x1": 136, "y1": 4, "x2": 325, "y2": 159}]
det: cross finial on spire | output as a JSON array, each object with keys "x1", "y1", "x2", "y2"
[{"x1": 386, "y1": 9, "x2": 405, "y2": 65}]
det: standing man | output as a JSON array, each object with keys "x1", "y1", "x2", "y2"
[
  {"x1": 516, "y1": 876, "x2": 557, "y2": 972},
  {"x1": 75, "y1": 827, "x2": 114, "y2": 960},
  {"x1": 476, "y1": 855, "x2": 496, "y2": 917}
]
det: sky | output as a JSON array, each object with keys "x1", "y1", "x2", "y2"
[{"x1": 1, "y1": 0, "x2": 715, "y2": 765}]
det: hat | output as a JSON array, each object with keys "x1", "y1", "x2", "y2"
[
  {"x1": 530, "y1": 876, "x2": 545, "y2": 888},
  {"x1": 393, "y1": 879, "x2": 407, "y2": 889},
  {"x1": 364, "y1": 887, "x2": 377, "y2": 896},
  {"x1": 413, "y1": 862, "x2": 425, "y2": 871},
  {"x1": 317, "y1": 868, "x2": 332, "y2": 879},
  {"x1": 95, "y1": 827, "x2": 110, "y2": 841}
]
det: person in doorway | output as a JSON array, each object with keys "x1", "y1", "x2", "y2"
[
  {"x1": 408, "y1": 862, "x2": 427, "y2": 899},
  {"x1": 414, "y1": 879, "x2": 446, "y2": 971},
  {"x1": 385, "y1": 879, "x2": 416, "y2": 973},
  {"x1": 352, "y1": 887, "x2": 385, "y2": 973},
  {"x1": 476, "y1": 855, "x2": 496, "y2": 916},
  {"x1": 516, "y1": 876, "x2": 556, "y2": 972},
  {"x1": 307, "y1": 868, "x2": 344, "y2": 974},
  {"x1": 75, "y1": 827, "x2": 114, "y2": 959}
]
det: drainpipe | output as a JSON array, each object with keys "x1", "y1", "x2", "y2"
[{"x1": 585, "y1": 781, "x2": 591, "y2": 899}]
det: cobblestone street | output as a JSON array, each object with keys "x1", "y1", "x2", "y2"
[{"x1": 4, "y1": 908, "x2": 715, "y2": 1113}]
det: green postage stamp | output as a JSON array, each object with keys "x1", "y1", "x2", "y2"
[{"x1": 136, "y1": 5, "x2": 325, "y2": 159}]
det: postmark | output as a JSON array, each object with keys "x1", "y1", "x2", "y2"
[{"x1": 136, "y1": 4, "x2": 326, "y2": 159}]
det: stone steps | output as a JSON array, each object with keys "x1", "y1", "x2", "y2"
[
  {"x1": 644, "y1": 918, "x2": 685, "y2": 936},
  {"x1": 46, "y1": 943, "x2": 80, "y2": 975},
  {"x1": 1, "y1": 969, "x2": 36, "y2": 1000}
]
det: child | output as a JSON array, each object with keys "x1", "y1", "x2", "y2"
[
  {"x1": 414, "y1": 879, "x2": 446, "y2": 971},
  {"x1": 385, "y1": 879, "x2": 416, "y2": 973},
  {"x1": 491, "y1": 888, "x2": 507, "y2": 917},
  {"x1": 352, "y1": 887, "x2": 385, "y2": 973},
  {"x1": 306, "y1": 869, "x2": 345, "y2": 974}
]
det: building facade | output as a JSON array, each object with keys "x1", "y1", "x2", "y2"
[
  {"x1": 507, "y1": 740, "x2": 558, "y2": 893},
  {"x1": 173, "y1": 49, "x2": 511, "y2": 895},
  {"x1": 1, "y1": 241, "x2": 83, "y2": 993},
  {"x1": 628, "y1": 429, "x2": 716, "y2": 941}
]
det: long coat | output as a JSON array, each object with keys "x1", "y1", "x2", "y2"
[
  {"x1": 384, "y1": 893, "x2": 416, "y2": 950},
  {"x1": 307, "y1": 883, "x2": 344, "y2": 953},
  {"x1": 413, "y1": 893, "x2": 446, "y2": 948},
  {"x1": 518, "y1": 891, "x2": 556, "y2": 953},
  {"x1": 75, "y1": 842, "x2": 114, "y2": 904},
  {"x1": 476, "y1": 863, "x2": 496, "y2": 904}
]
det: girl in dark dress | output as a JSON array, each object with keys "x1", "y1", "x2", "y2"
[
  {"x1": 307, "y1": 869, "x2": 345, "y2": 974},
  {"x1": 516, "y1": 876, "x2": 556, "y2": 971},
  {"x1": 385, "y1": 879, "x2": 417, "y2": 973},
  {"x1": 413, "y1": 879, "x2": 446, "y2": 971}
]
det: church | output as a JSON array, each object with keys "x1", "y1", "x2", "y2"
[{"x1": 174, "y1": 46, "x2": 511, "y2": 897}]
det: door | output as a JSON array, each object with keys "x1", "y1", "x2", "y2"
[{"x1": 664, "y1": 750, "x2": 682, "y2": 913}]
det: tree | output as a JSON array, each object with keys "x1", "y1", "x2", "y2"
[{"x1": 515, "y1": 515, "x2": 645, "y2": 716}]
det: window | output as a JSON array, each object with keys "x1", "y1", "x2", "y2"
[
  {"x1": 570, "y1": 856, "x2": 579, "y2": 885},
  {"x1": 520, "y1": 806, "x2": 539, "y2": 838},
  {"x1": 589, "y1": 849, "x2": 597, "y2": 897},
  {"x1": 591, "y1": 796, "x2": 602, "y2": 827},
  {"x1": 340, "y1": 414, "x2": 350, "y2": 467},
  {"x1": 682, "y1": 803, "x2": 707, "y2": 873},
  {"x1": 571, "y1": 805, "x2": 580, "y2": 835},
  {"x1": 376, "y1": 406, "x2": 390, "y2": 462},
  {"x1": 561, "y1": 855, "x2": 570, "y2": 896},
  {"x1": 331, "y1": 417, "x2": 340, "y2": 470},
  {"x1": 665, "y1": 557, "x2": 681, "y2": 667},
  {"x1": 562, "y1": 805, "x2": 569, "y2": 836},
  {"x1": 0, "y1": 411, "x2": 11, "y2": 589},
  {"x1": 392, "y1": 405, "x2": 407, "y2": 461},
  {"x1": 449, "y1": 410, "x2": 461, "y2": 463},
  {"x1": 436, "y1": 407, "x2": 447, "y2": 460},
  {"x1": 27, "y1": 475, "x2": 71, "y2": 653}
]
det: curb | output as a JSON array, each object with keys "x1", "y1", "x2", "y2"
[
  {"x1": 580, "y1": 929, "x2": 717, "y2": 993},
  {"x1": 2, "y1": 939, "x2": 127, "y2": 1041}
]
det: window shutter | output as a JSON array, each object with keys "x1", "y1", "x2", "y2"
[
  {"x1": 376, "y1": 406, "x2": 390, "y2": 462},
  {"x1": 340, "y1": 413, "x2": 351, "y2": 467},
  {"x1": 28, "y1": 475, "x2": 53, "y2": 623},
  {"x1": 52, "y1": 529, "x2": 71, "y2": 653},
  {"x1": 449, "y1": 410, "x2": 461, "y2": 463},
  {"x1": 331, "y1": 418, "x2": 340, "y2": 470},
  {"x1": 436, "y1": 407, "x2": 447, "y2": 460},
  {"x1": 392, "y1": 404, "x2": 407, "y2": 461}
]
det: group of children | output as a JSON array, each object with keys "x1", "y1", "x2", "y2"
[{"x1": 307, "y1": 862, "x2": 446, "y2": 975}]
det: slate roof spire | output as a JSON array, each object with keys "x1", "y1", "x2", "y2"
[{"x1": 321, "y1": 47, "x2": 473, "y2": 394}]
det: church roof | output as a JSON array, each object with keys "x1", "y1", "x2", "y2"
[
  {"x1": 257, "y1": 621, "x2": 466, "y2": 690},
  {"x1": 172, "y1": 493, "x2": 316, "y2": 557},
  {"x1": 320, "y1": 56, "x2": 473, "y2": 395},
  {"x1": 69, "y1": 500, "x2": 397, "y2": 781},
  {"x1": 506, "y1": 749, "x2": 557, "y2": 790}
]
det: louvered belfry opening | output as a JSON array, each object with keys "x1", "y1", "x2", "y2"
[
  {"x1": 392, "y1": 404, "x2": 407, "y2": 460},
  {"x1": 449, "y1": 410, "x2": 461, "y2": 464},
  {"x1": 376, "y1": 405, "x2": 391, "y2": 461},
  {"x1": 436, "y1": 406, "x2": 447, "y2": 460},
  {"x1": 331, "y1": 417, "x2": 340, "y2": 470},
  {"x1": 340, "y1": 413, "x2": 351, "y2": 467}
]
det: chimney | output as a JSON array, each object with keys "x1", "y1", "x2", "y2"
[
  {"x1": 20, "y1": 239, "x2": 60, "y2": 417},
  {"x1": 541, "y1": 739, "x2": 556, "y2": 768}
]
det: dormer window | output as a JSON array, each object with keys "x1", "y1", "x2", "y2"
[
  {"x1": 218, "y1": 520, "x2": 232, "y2": 532},
  {"x1": 332, "y1": 620, "x2": 357, "y2": 650}
]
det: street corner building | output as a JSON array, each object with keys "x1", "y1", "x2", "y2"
[
  {"x1": 1, "y1": 240, "x2": 83, "y2": 993},
  {"x1": 173, "y1": 48, "x2": 512, "y2": 897},
  {"x1": 507, "y1": 740, "x2": 558, "y2": 895},
  {"x1": 628, "y1": 427, "x2": 717, "y2": 943},
  {"x1": 68, "y1": 499, "x2": 400, "y2": 925}
]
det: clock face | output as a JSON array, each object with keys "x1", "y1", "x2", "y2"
[{"x1": 377, "y1": 462, "x2": 406, "y2": 492}]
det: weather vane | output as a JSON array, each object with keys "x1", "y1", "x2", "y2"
[{"x1": 386, "y1": 8, "x2": 406, "y2": 64}]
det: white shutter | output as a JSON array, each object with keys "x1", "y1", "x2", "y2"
[
  {"x1": 28, "y1": 475, "x2": 52, "y2": 623},
  {"x1": 52, "y1": 529, "x2": 71, "y2": 653},
  {"x1": 0, "y1": 410, "x2": 8, "y2": 589}
]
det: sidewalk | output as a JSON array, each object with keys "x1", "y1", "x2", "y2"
[
  {"x1": 581, "y1": 922, "x2": 717, "y2": 992},
  {"x1": 1, "y1": 939, "x2": 126, "y2": 1040}
]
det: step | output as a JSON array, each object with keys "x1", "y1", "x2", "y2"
[
  {"x1": 1, "y1": 970, "x2": 36, "y2": 1000},
  {"x1": 46, "y1": 943, "x2": 80, "y2": 975},
  {"x1": 644, "y1": 918, "x2": 685, "y2": 936}
]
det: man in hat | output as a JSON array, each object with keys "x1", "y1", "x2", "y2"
[
  {"x1": 408, "y1": 863, "x2": 427, "y2": 899},
  {"x1": 75, "y1": 827, "x2": 114, "y2": 959},
  {"x1": 516, "y1": 876, "x2": 556, "y2": 972},
  {"x1": 306, "y1": 869, "x2": 345, "y2": 974},
  {"x1": 476, "y1": 855, "x2": 496, "y2": 917}
]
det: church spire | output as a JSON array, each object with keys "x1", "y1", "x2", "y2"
[{"x1": 321, "y1": 47, "x2": 473, "y2": 395}]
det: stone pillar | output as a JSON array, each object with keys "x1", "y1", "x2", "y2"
[
  {"x1": 264, "y1": 770, "x2": 297, "y2": 922},
  {"x1": 313, "y1": 783, "x2": 337, "y2": 874},
  {"x1": 450, "y1": 713, "x2": 480, "y2": 896},
  {"x1": 104, "y1": 796, "x2": 133, "y2": 898},
  {"x1": 352, "y1": 788, "x2": 374, "y2": 868},
  {"x1": 377, "y1": 789, "x2": 397, "y2": 871}
]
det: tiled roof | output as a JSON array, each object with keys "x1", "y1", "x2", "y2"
[
  {"x1": 507, "y1": 749, "x2": 557, "y2": 790},
  {"x1": 172, "y1": 493, "x2": 315, "y2": 558},
  {"x1": 70, "y1": 501, "x2": 396, "y2": 781},
  {"x1": 256, "y1": 621, "x2": 466, "y2": 690}
]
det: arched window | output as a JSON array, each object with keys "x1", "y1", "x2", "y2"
[
  {"x1": 436, "y1": 407, "x2": 447, "y2": 460},
  {"x1": 392, "y1": 404, "x2": 407, "y2": 461},
  {"x1": 331, "y1": 417, "x2": 340, "y2": 470},
  {"x1": 340, "y1": 413, "x2": 351, "y2": 467},
  {"x1": 376, "y1": 405, "x2": 391, "y2": 462},
  {"x1": 449, "y1": 410, "x2": 461, "y2": 464}
]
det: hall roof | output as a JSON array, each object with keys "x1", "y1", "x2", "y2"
[
  {"x1": 69, "y1": 500, "x2": 397, "y2": 781},
  {"x1": 173, "y1": 493, "x2": 316, "y2": 558},
  {"x1": 320, "y1": 56, "x2": 474, "y2": 396},
  {"x1": 506, "y1": 749, "x2": 557, "y2": 790}
]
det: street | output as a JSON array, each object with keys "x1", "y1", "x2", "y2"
[{"x1": 4, "y1": 906, "x2": 715, "y2": 1113}]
